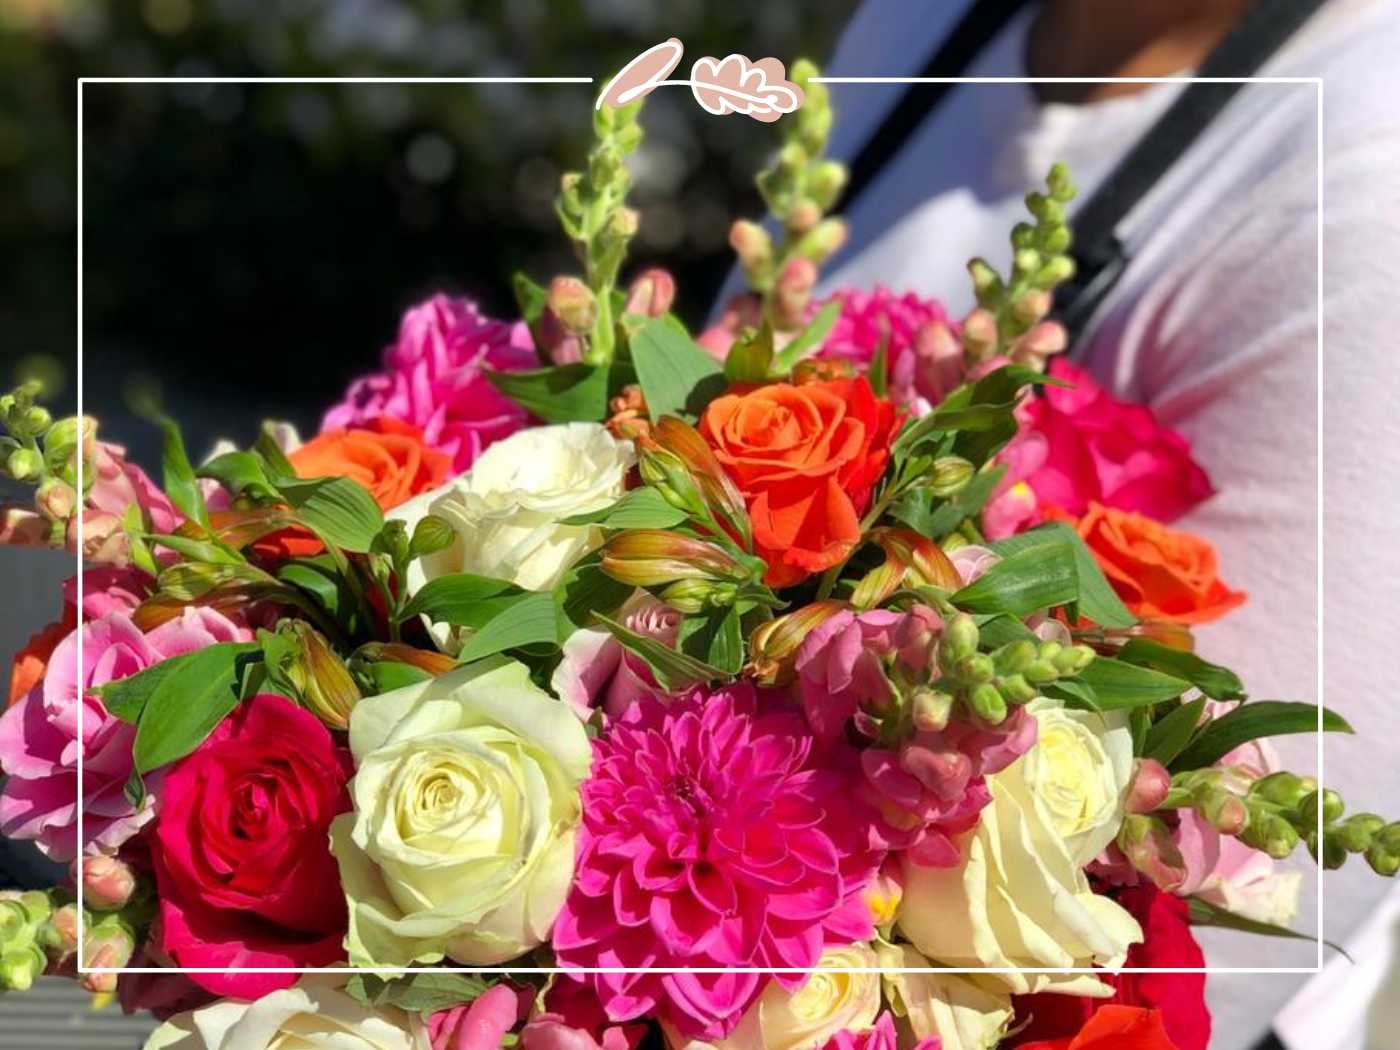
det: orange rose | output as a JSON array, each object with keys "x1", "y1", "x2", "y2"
[
  {"x1": 1064, "y1": 503, "x2": 1245, "y2": 625},
  {"x1": 699, "y1": 376, "x2": 900, "y2": 587},
  {"x1": 288, "y1": 416, "x2": 451, "y2": 512},
  {"x1": 1019, "y1": 1005, "x2": 1180, "y2": 1050}
]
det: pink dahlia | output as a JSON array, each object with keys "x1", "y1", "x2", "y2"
[
  {"x1": 322, "y1": 293, "x2": 537, "y2": 472},
  {"x1": 824, "y1": 1012, "x2": 940, "y2": 1050},
  {"x1": 816, "y1": 287, "x2": 961, "y2": 408},
  {"x1": 553, "y1": 684, "x2": 881, "y2": 1039}
]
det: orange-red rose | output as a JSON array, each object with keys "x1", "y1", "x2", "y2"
[
  {"x1": 287, "y1": 416, "x2": 451, "y2": 511},
  {"x1": 700, "y1": 377, "x2": 900, "y2": 587},
  {"x1": 1018, "y1": 1006, "x2": 1180, "y2": 1050},
  {"x1": 1057, "y1": 503, "x2": 1246, "y2": 625}
]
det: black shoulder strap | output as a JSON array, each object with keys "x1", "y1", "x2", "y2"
[
  {"x1": 837, "y1": 0, "x2": 1324, "y2": 343},
  {"x1": 1057, "y1": 0, "x2": 1325, "y2": 341}
]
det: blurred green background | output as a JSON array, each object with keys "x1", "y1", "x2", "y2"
[{"x1": 1, "y1": 0, "x2": 854, "y2": 468}]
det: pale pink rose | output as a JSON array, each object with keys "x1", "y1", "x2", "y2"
[
  {"x1": 550, "y1": 594, "x2": 680, "y2": 719},
  {"x1": 323, "y1": 294, "x2": 537, "y2": 472},
  {"x1": 0, "y1": 607, "x2": 249, "y2": 861}
]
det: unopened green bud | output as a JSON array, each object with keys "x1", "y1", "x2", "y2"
[
  {"x1": 944, "y1": 614, "x2": 979, "y2": 663},
  {"x1": 639, "y1": 448, "x2": 706, "y2": 518},
  {"x1": 660, "y1": 578, "x2": 737, "y2": 614},
  {"x1": 1250, "y1": 771, "x2": 1316, "y2": 809},
  {"x1": 1333, "y1": 813, "x2": 1384, "y2": 853},
  {"x1": 548, "y1": 277, "x2": 598, "y2": 334},
  {"x1": 912, "y1": 688, "x2": 955, "y2": 732},
  {"x1": 807, "y1": 161, "x2": 847, "y2": 209},
  {"x1": 929, "y1": 456, "x2": 974, "y2": 498},
  {"x1": 1368, "y1": 843, "x2": 1400, "y2": 877},
  {"x1": 794, "y1": 218, "x2": 848, "y2": 264},
  {"x1": 995, "y1": 641, "x2": 1038, "y2": 675},
  {"x1": 1013, "y1": 248, "x2": 1042, "y2": 277},
  {"x1": 23, "y1": 406, "x2": 51, "y2": 434},
  {"x1": 1198, "y1": 790, "x2": 1249, "y2": 835},
  {"x1": 1052, "y1": 644, "x2": 1095, "y2": 675},
  {"x1": 1297, "y1": 788, "x2": 1344, "y2": 829},
  {"x1": 968, "y1": 683, "x2": 1007, "y2": 724},
  {"x1": 1022, "y1": 660, "x2": 1060, "y2": 685},
  {"x1": 1034, "y1": 256, "x2": 1076, "y2": 289},
  {"x1": 1244, "y1": 810, "x2": 1300, "y2": 859},
  {"x1": 996, "y1": 674, "x2": 1036, "y2": 704},
  {"x1": 956, "y1": 653, "x2": 995, "y2": 684},
  {"x1": 0, "y1": 945, "x2": 45, "y2": 992},
  {"x1": 6, "y1": 447, "x2": 43, "y2": 482},
  {"x1": 409, "y1": 514, "x2": 456, "y2": 559},
  {"x1": 967, "y1": 259, "x2": 1002, "y2": 305}
]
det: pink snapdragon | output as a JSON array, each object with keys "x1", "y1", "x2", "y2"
[
  {"x1": 553, "y1": 685, "x2": 881, "y2": 1039},
  {"x1": 322, "y1": 293, "x2": 537, "y2": 472},
  {"x1": 0, "y1": 607, "x2": 248, "y2": 861}
]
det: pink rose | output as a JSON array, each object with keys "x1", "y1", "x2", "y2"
[
  {"x1": 429, "y1": 984, "x2": 528, "y2": 1050},
  {"x1": 986, "y1": 359, "x2": 1212, "y2": 535},
  {"x1": 550, "y1": 594, "x2": 680, "y2": 720},
  {"x1": 0, "y1": 607, "x2": 248, "y2": 861},
  {"x1": 323, "y1": 293, "x2": 537, "y2": 472}
]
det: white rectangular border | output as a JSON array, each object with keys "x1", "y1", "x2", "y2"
[{"x1": 74, "y1": 74, "x2": 1325, "y2": 978}]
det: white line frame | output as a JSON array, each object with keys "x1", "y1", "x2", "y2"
[{"x1": 74, "y1": 73, "x2": 1325, "y2": 978}]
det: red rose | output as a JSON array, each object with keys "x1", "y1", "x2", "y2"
[
  {"x1": 1004, "y1": 358, "x2": 1213, "y2": 525},
  {"x1": 152, "y1": 693, "x2": 351, "y2": 997},
  {"x1": 1012, "y1": 885, "x2": 1209, "y2": 1050},
  {"x1": 699, "y1": 376, "x2": 901, "y2": 587},
  {"x1": 1018, "y1": 1006, "x2": 1180, "y2": 1050}
]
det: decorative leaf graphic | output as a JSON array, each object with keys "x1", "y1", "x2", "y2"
[
  {"x1": 690, "y1": 55, "x2": 805, "y2": 123},
  {"x1": 596, "y1": 38, "x2": 685, "y2": 110}
]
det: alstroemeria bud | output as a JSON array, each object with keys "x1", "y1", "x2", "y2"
[
  {"x1": 78, "y1": 855, "x2": 136, "y2": 912},
  {"x1": 548, "y1": 277, "x2": 598, "y2": 334},
  {"x1": 1127, "y1": 758, "x2": 1173, "y2": 814},
  {"x1": 354, "y1": 642, "x2": 457, "y2": 677},
  {"x1": 287, "y1": 622, "x2": 361, "y2": 731},
  {"x1": 624, "y1": 267, "x2": 676, "y2": 318},
  {"x1": 601, "y1": 530, "x2": 747, "y2": 587},
  {"x1": 745, "y1": 600, "x2": 848, "y2": 686},
  {"x1": 652, "y1": 416, "x2": 750, "y2": 546},
  {"x1": 1119, "y1": 813, "x2": 1188, "y2": 891},
  {"x1": 660, "y1": 578, "x2": 738, "y2": 614},
  {"x1": 639, "y1": 447, "x2": 707, "y2": 519}
]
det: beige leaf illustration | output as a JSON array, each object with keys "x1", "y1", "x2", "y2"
[
  {"x1": 596, "y1": 38, "x2": 686, "y2": 110},
  {"x1": 689, "y1": 54, "x2": 805, "y2": 123}
]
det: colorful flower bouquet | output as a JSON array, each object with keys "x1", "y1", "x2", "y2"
[{"x1": 1, "y1": 60, "x2": 1395, "y2": 1050}]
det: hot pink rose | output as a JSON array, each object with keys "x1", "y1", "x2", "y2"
[
  {"x1": 323, "y1": 293, "x2": 537, "y2": 472},
  {"x1": 152, "y1": 693, "x2": 350, "y2": 997},
  {"x1": 0, "y1": 607, "x2": 248, "y2": 861},
  {"x1": 985, "y1": 359, "x2": 1212, "y2": 536}
]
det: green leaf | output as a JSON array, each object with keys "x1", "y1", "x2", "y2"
[
  {"x1": 278, "y1": 559, "x2": 350, "y2": 622},
  {"x1": 561, "y1": 486, "x2": 688, "y2": 530},
  {"x1": 868, "y1": 336, "x2": 889, "y2": 398},
  {"x1": 156, "y1": 416, "x2": 209, "y2": 529},
  {"x1": 1073, "y1": 656, "x2": 1189, "y2": 711},
  {"x1": 486, "y1": 363, "x2": 614, "y2": 424},
  {"x1": 678, "y1": 607, "x2": 744, "y2": 674},
  {"x1": 1117, "y1": 639, "x2": 1244, "y2": 701},
  {"x1": 360, "y1": 661, "x2": 435, "y2": 694},
  {"x1": 1172, "y1": 701, "x2": 1352, "y2": 772},
  {"x1": 951, "y1": 536, "x2": 1077, "y2": 616},
  {"x1": 595, "y1": 612, "x2": 726, "y2": 691},
  {"x1": 253, "y1": 424, "x2": 296, "y2": 481},
  {"x1": 126, "y1": 643, "x2": 261, "y2": 774},
  {"x1": 555, "y1": 562, "x2": 633, "y2": 635},
  {"x1": 455, "y1": 591, "x2": 560, "y2": 663},
  {"x1": 277, "y1": 475, "x2": 385, "y2": 553},
  {"x1": 770, "y1": 301, "x2": 840, "y2": 374},
  {"x1": 1143, "y1": 696, "x2": 1208, "y2": 766},
  {"x1": 630, "y1": 318, "x2": 727, "y2": 419},
  {"x1": 1187, "y1": 896, "x2": 1349, "y2": 959},
  {"x1": 147, "y1": 533, "x2": 244, "y2": 566},
  {"x1": 399, "y1": 573, "x2": 524, "y2": 627},
  {"x1": 512, "y1": 271, "x2": 550, "y2": 348},
  {"x1": 971, "y1": 613, "x2": 1037, "y2": 648},
  {"x1": 724, "y1": 325, "x2": 775, "y2": 384},
  {"x1": 990, "y1": 522, "x2": 1136, "y2": 629},
  {"x1": 345, "y1": 972, "x2": 493, "y2": 1014},
  {"x1": 198, "y1": 451, "x2": 277, "y2": 501},
  {"x1": 98, "y1": 658, "x2": 186, "y2": 724},
  {"x1": 893, "y1": 466, "x2": 1004, "y2": 538},
  {"x1": 1043, "y1": 677, "x2": 1100, "y2": 711}
]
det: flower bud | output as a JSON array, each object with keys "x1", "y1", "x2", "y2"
[
  {"x1": 772, "y1": 257, "x2": 818, "y2": 330},
  {"x1": 1243, "y1": 809, "x2": 1300, "y2": 859},
  {"x1": 1365, "y1": 824, "x2": 1400, "y2": 876},
  {"x1": 956, "y1": 653, "x2": 995, "y2": 684},
  {"x1": 912, "y1": 688, "x2": 955, "y2": 732},
  {"x1": 745, "y1": 600, "x2": 848, "y2": 687},
  {"x1": 40, "y1": 904, "x2": 80, "y2": 959},
  {"x1": 901, "y1": 743, "x2": 973, "y2": 794},
  {"x1": 79, "y1": 916, "x2": 135, "y2": 995},
  {"x1": 624, "y1": 267, "x2": 676, "y2": 318},
  {"x1": 1126, "y1": 758, "x2": 1173, "y2": 814},
  {"x1": 943, "y1": 614, "x2": 979, "y2": 663},
  {"x1": 1297, "y1": 788, "x2": 1344, "y2": 829},
  {"x1": 652, "y1": 415, "x2": 751, "y2": 544},
  {"x1": 548, "y1": 277, "x2": 598, "y2": 334},
  {"x1": 287, "y1": 622, "x2": 362, "y2": 731},
  {"x1": 35, "y1": 479, "x2": 76, "y2": 521},
  {"x1": 1011, "y1": 289, "x2": 1053, "y2": 326},
  {"x1": 610, "y1": 207, "x2": 639, "y2": 238},
  {"x1": 79, "y1": 855, "x2": 137, "y2": 912},
  {"x1": 71, "y1": 510, "x2": 129, "y2": 566},
  {"x1": 996, "y1": 673, "x2": 1036, "y2": 704},
  {"x1": 729, "y1": 220, "x2": 773, "y2": 277},
  {"x1": 786, "y1": 198, "x2": 822, "y2": 234},
  {"x1": 929, "y1": 456, "x2": 974, "y2": 498},
  {"x1": 1016, "y1": 321, "x2": 1069, "y2": 362},
  {"x1": 807, "y1": 161, "x2": 847, "y2": 210},
  {"x1": 1199, "y1": 790, "x2": 1249, "y2": 836},
  {"x1": 967, "y1": 259, "x2": 1001, "y2": 303},
  {"x1": 1333, "y1": 813, "x2": 1384, "y2": 854},
  {"x1": 1249, "y1": 771, "x2": 1316, "y2": 809},
  {"x1": 353, "y1": 642, "x2": 457, "y2": 677},
  {"x1": 961, "y1": 308, "x2": 999, "y2": 360},
  {"x1": 6, "y1": 447, "x2": 43, "y2": 482},
  {"x1": 795, "y1": 218, "x2": 848, "y2": 264},
  {"x1": 968, "y1": 682, "x2": 1007, "y2": 724},
  {"x1": 660, "y1": 578, "x2": 737, "y2": 614},
  {"x1": 1119, "y1": 813, "x2": 1187, "y2": 891},
  {"x1": 0, "y1": 944, "x2": 45, "y2": 992},
  {"x1": 0, "y1": 505, "x2": 49, "y2": 547},
  {"x1": 913, "y1": 320, "x2": 965, "y2": 403},
  {"x1": 639, "y1": 447, "x2": 707, "y2": 518},
  {"x1": 601, "y1": 530, "x2": 746, "y2": 587}
]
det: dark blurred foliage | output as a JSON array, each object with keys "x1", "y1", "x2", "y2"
[{"x1": 0, "y1": 0, "x2": 853, "y2": 466}]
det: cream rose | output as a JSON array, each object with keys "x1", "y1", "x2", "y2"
[
  {"x1": 1020, "y1": 697, "x2": 1134, "y2": 866},
  {"x1": 143, "y1": 977, "x2": 427, "y2": 1049},
  {"x1": 879, "y1": 945, "x2": 1012, "y2": 1050},
  {"x1": 391, "y1": 421, "x2": 632, "y2": 595},
  {"x1": 670, "y1": 944, "x2": 882, "y2": 1050},
  {"x1": 330, "y1": 657, "x2": 592, "y2": 966},
  {"x1": 896, "y1": 710, "x2": 1143, "y2": 996}
]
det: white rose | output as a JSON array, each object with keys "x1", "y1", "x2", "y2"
[
  {"x1": 671, "y1": 944, "x2": 883, "y2": 1050},
  {"x1": 391, "y1": 423, "x2": 633, "y2": 649},
  {"x1": 896, "y1": 708, "x2": 1143, "y2": 996},
  {"x1": 144, "y1": 977, "x2": 427, "y2": 1049},
  {"x1": 330, "y1": 657, "x2": 592, "y2": 966},
  {"x1": 1020, "y1": 697, "x2": 1134, "y2": 866},
  {"x1": 880, "y1": 945, "x2": 1012, "y2": 1050}
]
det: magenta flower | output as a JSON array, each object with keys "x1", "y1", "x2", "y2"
[
  {"x1": 322, "y1": 293, "x2": 538, "y2": 472},
  {"x1": 822, "y1": 1012, "x2": 940, "y2": 1050},
  {"x1": 816, "y1": 287, "x2": 960, "y2": 407},
  {"x1": 428, "y1": 984, "x2": 526, "y2": 1050},
  {"x1": 795, "y1": 609, "x2": 902, "y2": 744},
  {"x1": 0, "y1": 607, "x2": 248, "y2": 861},
  {"x1": 553, "y1": 684, "x2": 882, "y2": 1040}
]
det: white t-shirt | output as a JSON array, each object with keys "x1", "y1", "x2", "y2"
[{"x1": 815, "y1": 2, "x2": 1400, "y2": 1047}]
